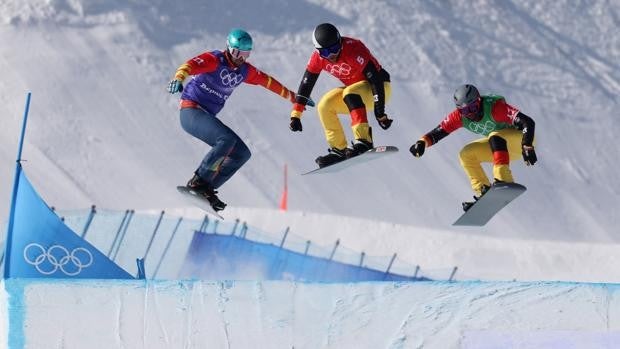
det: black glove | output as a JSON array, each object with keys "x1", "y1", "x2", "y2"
[
  {"x1": 409, "y1": 140, "x2": 426, "y2": 157},
  {"x1": 376, "y1": 114, "x2": 393, "y2": 130},
  {"x1": 522, "y1": 145, "x2": 537, "y2": 166},
  {"x1": 290, "y1": 117, "x2": 302, "y2": 132}
]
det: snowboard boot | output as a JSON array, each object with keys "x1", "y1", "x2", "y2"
[
  {"x1": 492, "y1": 178, "x2": 510, "y2": 186},
  {"x1": 462, "y1": 184, "x2": 491, "y2": 212},
  {"x1": 315, "y1": 147, "x2": 355, "y2": 168},
  {"x1": 186, "y1": 173, "x2": 227, "y2": 211},
  {"x1": 351, "y1": 139, "x2": 374, "y2": 155}
]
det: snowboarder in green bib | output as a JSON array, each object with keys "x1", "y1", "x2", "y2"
[{"x1": 410, "y1": 84, "x2": 537, "y2": 211}]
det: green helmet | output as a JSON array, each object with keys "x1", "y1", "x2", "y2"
[{"x1": 227, "y1": 29, "x2": 253, "y2": 51}]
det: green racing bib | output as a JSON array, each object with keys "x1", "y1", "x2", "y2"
[{"x1": 461, "y1": 95, "x2": 515, "y2": 136}]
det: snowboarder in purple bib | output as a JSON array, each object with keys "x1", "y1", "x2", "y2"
[
  {"x1": 409, "y1": 84, "x2": 537, "y2": 211},
  {"x1": 168, "y1": 29, "x2": 297, "y2": 212}
]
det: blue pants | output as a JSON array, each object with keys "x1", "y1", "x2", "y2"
[{"x1": 179, "y1": 107, "x2": 251, "y2": 189}]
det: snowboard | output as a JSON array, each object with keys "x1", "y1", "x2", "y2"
[
  {"x1": 176, "y1": 186, "x2": 224, "y2": 220},
  {"x1": 453, "y1": 182, "x2": 526, "y2": 226},
  {"x1": 302, "y1": 146, "x2": 399, "y2": 175}
]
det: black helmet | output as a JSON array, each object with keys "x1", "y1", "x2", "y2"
[
  {"x1": 453, "y1": 84, "x2": 480, "y2": 107},
  {"x1": 312, "y1": 23, "x2": 341, "y2": 49}
]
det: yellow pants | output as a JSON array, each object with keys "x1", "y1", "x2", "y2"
[
  {"x1": 458, "y1": 128, "x2": 531, "y2": 195},
  {"x1": 317, "y1": 80, "x2": 392, "y2": 150}
]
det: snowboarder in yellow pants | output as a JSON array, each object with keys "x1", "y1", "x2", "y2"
[
  {"x1": 317, "y1": 80, "x2": 392, "y2": 150},
  {"x1": 409, "y1": 84, "x2": 537, "y2": 211},
  {"x1": 289, "y1": 23, "x2": 394, "y2": 168},
  {"x1": 458, "y1": 128, "x2": 533, "y2": 194}
]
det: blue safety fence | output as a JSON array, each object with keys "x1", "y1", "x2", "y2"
[
  {"x1": 2, "y1": 207, "x2": 461, "y2": 281},
  {"x1": 41, "y1": 208, "x2": 458, "y2": 282},
  {"x1": 57, "y1": 208, "x2": 202, "y2": 280},
  {"x1": 178, "y1": 232, "x2": 431, "y2": 282}
]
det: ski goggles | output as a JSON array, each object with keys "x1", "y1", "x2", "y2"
[
  {"x1": 228, "y1": 47, "x2": 251, "y2": 61},
  {"x1": 457, "y1": 97, "x2": 482, "y2": 118},
  {"x1": 317, "y1": 43, "x2": 341, "y2": 58}
]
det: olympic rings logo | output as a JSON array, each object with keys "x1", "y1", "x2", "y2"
[
  {"x1": 219, "y1": 69, "x2": 244, "y2": 87},
  {"x1": 23, "y1": 243, "x2": 94, "y2": 276},
  {"x1": 325, "y1": 63, "x2": 351, "y2": 76},
  {"x1": 467, "y1": 120, "x2": 497, "y2": 135}
]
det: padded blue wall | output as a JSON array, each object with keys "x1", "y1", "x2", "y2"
[{"x1": 178, "y1": 232, "x2": 430, "y2": 282}]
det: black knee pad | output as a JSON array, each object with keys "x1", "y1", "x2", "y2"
[
  {"x1": 488, "y1": 135, "x2": 508, "y2": 152},
  {"x1": 343, "y1": 94, "x2": 365, "y2": 112}
]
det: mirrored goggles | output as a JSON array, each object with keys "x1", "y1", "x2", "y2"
[
  {"x1": 317, "y1": 43, "x2": 341, "y2": 58},
  {"x1": 457, "y1": 98, "x2": 482, "y2": 118},
  {"x1": 229, "y1": 47, "x2": 251, "y2": 60}
]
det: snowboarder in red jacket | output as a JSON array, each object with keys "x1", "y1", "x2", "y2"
[{"x1": 289, "y1": 23, "x2": 393, "y2": 168}]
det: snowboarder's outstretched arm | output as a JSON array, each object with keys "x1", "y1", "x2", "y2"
[
  {"x1": 410, "y1": 110, "x2": 461, "y2": 157},
  {"x1": 409, "y1": 125, "x2": 451, "y2": 157},
  {"x1": 244, "y1": 65, "x2": 297, "y2": 104},
  {"x1": 167, "y1": 52, "x2": 219, "y2": 94}
]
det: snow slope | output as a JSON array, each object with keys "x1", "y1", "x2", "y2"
[
  {"x1": 0, "y1": 1, "x2": 618, "y2": 245},
  {"x1": 4, "y1": 279, "x2": 620, "y2": 349}
]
